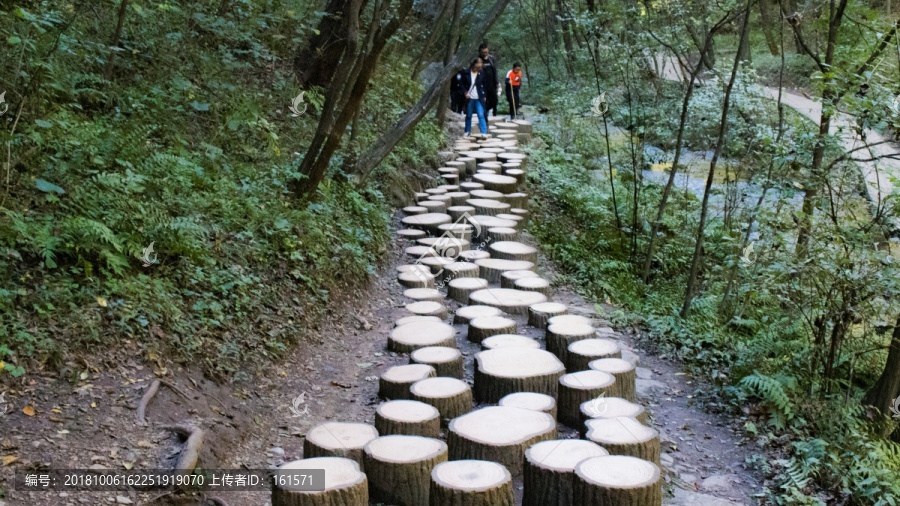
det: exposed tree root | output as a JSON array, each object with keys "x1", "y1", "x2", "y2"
[
  {"x1": 162, "y1": 423, "x2": 205, "y2": 471},
  {"x1": 136, "y1": 378, "x2": 196, "y2": 426}
]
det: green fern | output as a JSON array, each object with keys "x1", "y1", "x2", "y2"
[{"x1": 740, "y1": 371, "x2": 796, "y2": 428}]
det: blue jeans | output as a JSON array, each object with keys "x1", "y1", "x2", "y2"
[{"x1": 465, "y1": 99, "x2": 488, "y2": 135}]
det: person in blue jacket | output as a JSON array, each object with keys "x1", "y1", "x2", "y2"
[{"x1": 455, "y1": 57, "x2": 489, "y2": 136}]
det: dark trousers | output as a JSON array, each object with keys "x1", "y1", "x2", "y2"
[{"x1": 507, "y1": 86, "x2": 521, "y2": 118}]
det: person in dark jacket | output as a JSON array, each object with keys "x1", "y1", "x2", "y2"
[
  {"x1": 479, "y1": 43, "x2": 499, "y2": 117},
  {"x1": 449, "y1": 66, "x2": 466, "y2": 114},
  {"x1": 456, "y1": 58, "x2": 488, "y2": 136}
]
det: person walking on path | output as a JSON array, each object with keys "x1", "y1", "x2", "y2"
[
  {"x1": 455, "y1": 58, "x2": 489, "y2": 136},
  {"x1": 479, "y1": 43, "x2": 499, "y2": 117},
  {"x1": 505, "y1": 62, "x2": 523, "y2": 120}
]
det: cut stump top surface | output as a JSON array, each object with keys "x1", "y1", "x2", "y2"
[
  {"x1": 469, "y1": 288, "x2": 547, "y2": 310},
  {"x1": 568, "y1": 338, "x2": 621, "y2": 356},
  {"x1": 575, "y1": 455, "x2": 660, "y2": 488},
  {"x1": 481, "y1": 334, "x2": 541, "y2": 350},
  {"x1": 498, "y1": 392, "x2": 556, "y2": 412},
  {"x1": 525, "y1": 439, "x2": 609, "y2": 471},
  {"x1": 395, "y1": 315, "x2": 441, "y2": 327},
  {"x1": 431, "y1": 460, "x2": 512, "y2": 491},
  {"x1": 589, "y1": 358, "x2": 634, "y2": 374},
  {"x1": 411, "y1": 377, "x2": 470, "y2": 398},
  {"x1": 277, "y1": 457, "x2": 365, "y2": 491},
  {"x1": 581, "y1": 397, "x2": 644, "y2": 419},
  {"x1": 585, "y1": 416, "x2": 658, "y2": 445},
  {"x1": 449, "y1": 406, "x2": 555, "y2": 445},
  {"x1": 406, "y1": 301, "x2": 445, "y2": 315},
  {"x1": 475, "y1": 348, "x2": 564, "y2": 378},
  {"x1": 382, "y1": 364, "x2": 436, "y2": 383},
  {"x1": 401, "y1": 212, "x2": 452, "y2": 228},
  {"x1": 490, "y1": 241, "x2": 537, "y2": 256},
  {"x1": 455, "y1": 305, "x2": 503, "y2": 320},
  {"x1": 475, "y1": 259, "x2": 535, "y2": 271},
  {"x1": 560, "y1": 370, "x2": 615, "y2": 389},
  {"x1": 410, "y1": 346, "x2": 462, "y2": 363},
  {"x1": 365, "y1": 434, "x2": 447, "y2": 464},
  {"x1": 530, "y1": 302, "x2": 568, "y2": 313},
  {"x1": 390, "y1": 321, "x2": 456, "y2": 347},
  {"x1": 548, "y1": 314, "x2": 593, "y2": 327},
  {"x1": 377, "y1": 399, "x2": 440, "y2": 422},
  {"x1": 306, "y1": 422, "x2": 378, "y2": 451},
  {"x1": 470, "y1": 316, "x2": 517, "y2": 330}
]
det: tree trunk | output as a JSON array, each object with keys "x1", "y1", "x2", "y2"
[
  {"x1": 293, "y1": 0, "x2": 366, "y2": 88},
  {"x1": 863, "y1": 318, "x2": 900, "y2": 430},
  {"x1": 103, "y1": 0, "x2": 129, "y2": 81},
  {"x1": 436, "y1": 0, "x2": 463, "y2": 123},
  {"x1": 411, "y1": 0, "x2": 456, "y2": 79},
  {"x1": 758, "y1": 0, "x2": 781, "y2": 55}
]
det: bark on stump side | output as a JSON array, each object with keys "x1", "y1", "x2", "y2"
[
  {"x1": 303, "y1": 422, "x2": 379, "y2": 469},
  {"x1": 442, "y1": 173, "x2": 460, "y2": 185},
  {"x1": 459, "y1": 157, "x2": 476, "y2": 174},
  {"x1": 473, "y1": 173, "x2": 518, "y2": 193},
  {"x1": 420, "y1": 200, "x2": 448, "y2": 214},
  {"x1": 379, "y1": 364, "x2": 437, "y2": 400},
  {"x1": 458, "y1": 249, "x2": 491, "y2": 262},
  {"x1": 470, "y1": 189, "x2": 506, "y2": 202},
  {"x1": 528, "y1": 302, "x2": 568, "y2": 329},
  {"x1": 448, "y1": 277, "x2": 490, "y2": 304},
  {"x1": 272, "y1": 457, "x2": 367, "y2": 506},
  {"x1": 404, "y1": 288, "x2": 445, "y2": 303},
  {"x1": 498, "y1": 392, "x2": 557, "y2": 419},
  {"x1": 453, "y1": 305, "x2": 503, "y2": 324},
  {"x1": 375, "y1": 400, "x2": 441, "y2": 438},
  {"x1": 469, "y1": 288, "x2": 547, "y2": 316},
  {"x1": 473, "y1": 348, "x2": 565, "y2": 403},
  {"x1": 474, "y1": 259, "x2": 535, "y2": 284},
  {"x1": 438, "y1": 223, "x2": 474, "y2": 241},
  {"x1": 397, "y1": 229, "x2": 428, "y2": 241},
  {"x1": 481, "y1": 334, "x2": 541, "y2": 350},
  {"x1": 573, "y1": 455, "x2": 662, "y2": 505},
  {"x1": 506, "y1": 193, "x2": 528, "y2": 209},
  {"x1": 409, "y1": 346, "x2": 464, "y2": 379},
  {"x1": 425, "y1": 188, "x2": 448, "y2": 196},
  {"x1": 547, "y1": 314, "x2": 592, "y2": 327},
  {"x1": 580, "y1": 397, "x2": 648, "y2": 429},
  {"x1": 448, "y1": 205, "x2": 476, "y2": 222},
  {"x1": 467, "y1": 316, "x2": 517, "y2": 344},
  {"x1": 466, "y1": 198, "x2": 511, "y2": 216},
  {"x1": 546, "y1": 322, "x2": 596, "y2": 365},
  {"x1": 443, "y1": 262, "x2": 480, "y2": 282},
  {"x1": 501, "y1": 270, "x2": 539, "y2": 289},
  {"x1": 445, "y1": 192, "x2": 472, "y2": 207},
  {"x1": 557, "y1": 370, "x2": 617, "y2": 428},
  {"x1": 403, "y1": 206, "x2": 427, "y2": 216},
  {"x1": 410, "y1": 377, "x2": 473, "y2": 422},
  {"x1": 510, "y1": 208, "x2": 529, "y2": 225},
  {"x1": 505, "y1": 169, "x2": 525, "y2": 185},
  {"x1": 405, "y1": 301, "x2": 448, "y2": 320},
  {"x1": 398, "y1": 271, "x2": 435, "y2": 289},
  {"x1": 489, "y1": 241, "x2": 538, "y2": 263},
  {"x1": 459, "y1": 181, "x2": 484, "y2": 192},
  {"x1": 584, "y1": 416, "x2": 660, "y2": 465},
  {"x1": 447, "y1": 406, "x2": 557, "y2": 476},
  {"x1": 401, "y1": 212, "x2": 452, "y2": 236},
  {"x1": 522, "y1": 439, "x2": 609, "y2": 506},
  {"x1": 389, "y1": 321, "x2": 457, "y2": 353},
  {"x1": 395, "y1": 315, "x2": 441, "y2": 327},
  {"x1": 589, "y1": 358, "x2": 637, "y2": 402},
  {"x1": 363, "y1": 435, "x2": 448, "y2": 506},
  {"x1": 487, "y1": 227, "x2": 519, "y2": 242},
  {"x1": 514, "y1": 277, "x2": 551, "y2": 296},
  {"x1": 430, "y1": 460, "x2": 515, "y2": 506},
  {"x1": 566, "y1": 338, "x2": 622, "y2": 371}
]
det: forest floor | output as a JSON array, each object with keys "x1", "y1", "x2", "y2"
[{"x1": 0, "y1": 117, "x2": 765, "y2": 506}]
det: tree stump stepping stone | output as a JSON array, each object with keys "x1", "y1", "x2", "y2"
[
  {"x1": 511, "y1": 119, "x2": 532, "y2": 133},
  {"x1": 397, "y1": 229, "x2": 428, "y2": 241},
  {"x1": 589, "y1": 358, "x2": 637, "y2": 402},
  {"x1": 453, "y1": 305, "x2": 503, "y2": 324},
  {"x1": 426, "y1": 188, "x2": 448, "y2": 195},
  {"x1": 458, "y1": 249, "x2": 491, "y2": 262},
  {"x1": 497, "y1": 151, "x2": 528, "y2": 164},
  {"x1": 410, "y1": 377, "x2": 473, "y2": 421},
  {"x1": 415, "y1": 192, "x2": 430, "y2": 202},
  {"x1": 375, "y1": 400, "x2": 441, "y2": 438},
  {"x1": 303, "y1": 422, "x2": 379, "y2": 469},
  {"x1": 514, "y1": 277, "x2": 551, "y2": 296},
  {"x1": 567, "y1": 338, "x2": 622, "y2": 371},
  {"x1": 418, "y1": 236, "x2": 470, "y2": 255},
  {"x1": 458, "y1": 157, "x2": 476, "y2": 174},
  {"x1": 573, "y1": 455, "x2": 662, "y2": 506},
  {"x1": 447, "y1": 205, "x2": 476, "y2": 222},
  {"x1": 402, "y1": 205, "x2": 428, "y2": 216},
  {"x1": 441, "y1": 173, "x2": 460, "y2": 185},
  {"x1": 546, "y1": 322, "x2": 595, "y2": 364},
  {"x1": 469, "y1": 288, "x2": 547, "y2": 315},
  {"x1": 469, "y1": 189, "x2": 507, "y2": 201},
  {"x1": 389, "y1": 320, "x2": 456, "y2": 353},
  {"x1": 272, "y1": 457, "x2": 367, "y2": 506},
  {"x1": 442, "y1": 261, "x2": 480, "y2": 281},
  {"x1": 395, "y1": 315, "x2": 441, "y2": 327},
  {"x1": 438, "y1": 167, "x2": 459, "y2": 177},
  {"x1": 459, "y1": 181, "x2": 484, "y2": 192},
  {"x1": 547, "y1": 314, "x2": 592, "y2": 327},
  {"x1": 420, "y1": 200, "x2": 448, "y2": 214},
  {"x1": 473, "y1": 348, "x2": 565, "y2": 402},
  {"x1": 584, "y1": 417, "x2": 660, "y2": 465},
  {"x1": 494, "y1": 122, "x2": 519, "y2": 129},
  {"x1": 447, "y1": 406, "x2": 557, "y2": 476},
  {"x1": 444, "y1": 192, "x2": 471, "y2": 207},
  {"x1": 481, "y1": 334, "x2": 541, "y2": 350},
  {"x1": 580, "y1": 397, "x2": 648, "y2": 427},
  {"x1": 363, "y1": 435, "x2": 448, "y2": 506},
  {"x1": 410, "y1": 346, "x2": 464, "y2": 379},
  {"x1": 498, "y1": 392, "x2": 557, "y2": 418},
  {"x1": 506, "y1": 193, "x2": 528, "y2": 209},
  {"x1": 501, "y1": 270, "x2": 539, "y2": 288},
  {"x1": 505, "y1": 168, "x2": 526, "y2": 184},
  {"x1": 401, "y1": 213, "x2": 452, "y2": 235},
  {"x1": 489, "y1": 241, "x2": 537, "y2": 263},
  {"x1": 467, "y1": 316, "x2": 517, "y2": 343},
  {"x1": 558, "y1": 370, "x2": 617, "y2": 427},
  {"x1": 404, "y1": 287, "x2": 444, "y2": 303},
  {"x1": 405, "y1": 245, "x2": 437, "y2": 260},
  {"x1": 487, "y1": 227, "x2": 518, "y2": 242},
  {"x1": 427, "y1": 194, "x2": 453, "y2": 206},
  {"x1": 430, "y1": 460, "x2": 515, "y2": 506},
  {"x1": 448, "y1": 277, "x2": 490, "y2": 303},
  {"x1": 466, "y1": 198, "x2": 511, "y2": 216},
  {"x1": 380, "y1": 364, "x2": 437, "y2": 399},
  {"x1": 528, "y1": 302, "x2": 568, "y2": 328},
  {"x1": 438, "y1": 222, "x2": 474, "y2": 241},
  {"x1": 495, "y1": 213, "x2": 523, "y2": 229},
  {"x1": 405, "y1": 300, "x2": 448, "y2": 319},
  {"x1": 523, "y1": 439, "x2": 609, "y2": 506},
  {"x1": 445, "y1": 160, "x2": 466, "y2": 172},
  {"x1": 473, "y1": 173, "x2": 518, "y2": 193},
  {"x1": 398, "y1": 263, "x2": 432, "y2": 275},
  {"x1": 468, "y1": 216, "x2": 517, "y2": 239},
  {"x1": 398, "y1": 270, "x2": 435, "y2": 289},
  {"x1": 474, "y1": 258, "x2": 535, "y2": 283},
  {"x1": 477, "y1": 161, "x2": 504, "y2": 173},
  {"x1": 511, "y1": 208, "x2": 529, "y2": 224}
]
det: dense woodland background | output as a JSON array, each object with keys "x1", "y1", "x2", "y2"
[{"x1": 2, "y1": 0, "x2": 900, "y2": 502}]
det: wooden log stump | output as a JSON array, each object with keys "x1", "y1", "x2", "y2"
[
  {"x1": 415, "y1": 192, "x2": 430, "y2": 203},
  {"x1": 506, "y1": 193, "x2": 528, "y2": 209},
  {"x1": 445, "y1": 161, "x2": 466, "y2": 174},
  {"x1": 458, "y1": 250, "x2": 491, "y2": 262},
  {"x1": 546, "y1": 322, "x2": 595, "y2": 364},
  {"x1": 580, "y1": 397, "x2": 648, "y2": 428},
  {"x1": 469, "y1": 189, "x2": 506, "y2": 201},
  {"x1": 405, "y1": 301, "x2": 448, "y2": 319},
  {"x1": 401, "y1": 212, "x2": 452, "y2": 235},
  {"x1": 584, "y1": 416, "x2": 660, "y2": 465},
  {"x1": 426, "y1": 187, "x2": 448, "y2": 196},
  {"x1": 430, "y1": 459, "x2": 514, "y2": 506},
  {"x1": 497, "y1": 152, "x2": 527, "y2": 166},
  {"x1": 410, "y1": 377, "x2": 473, "y2": 421},
  {"x1": 395, "y1": 315, "x2": 441, "y2": 327},
  {"x1": 447, "y1": 205, "x2": 476, "y2": 222},
  {"x1": 398, "y1": 263, "x2": 432, "y2": 275},
  {"x1": 397, "y1": 229, "x2": 428, "y2": 241},
  {"x1": 458, "y1": 157, "x2": 476, "y2": 174},
  {"x1": 517, "y1": 132, "x2": 532, "y2": 143},
  {"x1": 469, "y1": 288, "x2": 547, "y2": 315},
  {"x1": 459, "y1": 181, "x2": 484, "y2": 192},
  {"x1": 501, "y1": 270, "x2": 539, "y2": 289},
  {"x1": 438, "y1": 223, "x2": 474, "y2": 241},
  {"x1": 528, "y1": 302, "x2": 568, "y2": 328},
  {"x1": 547, "y1": 314, "x2": 592, "y2": 327},
  {"x1": 573, "y1": 455, "x2": 662, "y2": 506},
  {"x1": 474, "y1": 258, "x2": 534, "y2": 283},
  {"x1": 427, "y1": 194, "x2": 453, "y2": 207},
  {"x1": 404, "y1": 287, "x2": 445, "y2": 303},
  {"x1": 418, "y1": 236, "x2": 470, "y2": 254},
  {"x1": 453, "y1": 305, "x2": 503, "y2": 324},
  {"x1": 522, "y1": 439, "x2": 609, "y2": 506},
  {"x1": 468, "y1": 216, "x2": 517, "y2": 240},
  {"x1": 403, "y1": 205, "x2": 428, "y2": 216},
  {"x1": 589, "y1": 358, "x2": 637, "y2": 402},
  {"x1": 363, "y1": 435, "x2": 448, "y2": 506},
  {"x1": 419, "y1": 255, "x2": 455, "y2": 276},
  {"x1": 420, "y1": 200, "x2": 448, "y2": 214},
  {"x1": 438, "y1": 167, "x2": 459, "y2": 178},
  {"x1": 566, "y1": 338, "x2": 622, "y2": 371},
  {"x1": 473, "y1": 173, "x2": 518, "y2": 193},
  {"x1": 448, "y1": 277, "x2": 490, "y2": 304},
  {"x1": 477, "y1": 161, "x2": 504, "y2": 173},
  {"x1": 444, "y1": 192, "x2": 471, "y2": 207},
  {"x1": 405, "y1": 245, "x2": 437, "y2": 260},
  {"x1": 495, "y1": 214, "x2": 524, "y2": 228},
  {"x1": 303, "y1": 422, "x2": 378, "y2": 468},
  {"x1": 410, "y1": 346, "x2": 464, "y2": 379},
  {"x1": 442, "y1": 261, "x2": 480, "y2": 282},
  {"x1": 273, "y1": 457, "x2": 367, "y2": 506},
  {"x1": 473, "y1": 348, "x2": 565, "y2": 402},
  {"x1": 481, "y1": 334, "x2": 541, "y2": 350},
  {"x1": 487, "y1": 227, "x2": 518, "y2": 242},
  {"x1": 467, "y1": 316, "x2": 517, "y2": 344},
  {"x1": 466, "y1": 198, "x2": 510, "y2": 216},
  {"x1": 389, "y1": 320, "x2": 456, "y2": 353},
  {"x1": 498, "y1": 392, "x2": 557, "y2": 418},
  {"x1": 438, "y1": 184, "x2": 460, "y2": 192},
  {"x1": 441, "y1": 173, "x2": 459, "y2": 185},
  {"x1": 447, "y1": 406, "x2": 556, "y2": 476},
  {"x1": 398, "y1": 270, "x2": 435, "y2": 289},
  {"x1": 510, "y1": 208, "x2": 530, "y2": 225},
  {"x1": 514, "y1": 277, "x2": 551, "y2": 296},
  {"x1": 505, "y1": 168, "x2": 525, "y2": 185},
  {"x1": 557, "y1": 370, "x2": 617, "y2": 427},
  {"x1": 489, "y1": 241, "x2": 537, "y2": 263},
  {"x1": 380, "y1": 364, "x2": 437, "y2": 400},
  {"x1": 375, "y1": 400, "x2": 441, "y2": 438}
]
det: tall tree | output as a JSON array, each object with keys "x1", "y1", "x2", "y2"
[
  {"x1": 758, "y1": 0, "x2": 781, "y2": 56},
  {"x1": 293, "y1": 0, "x2": 369, "y2": 88},
  {"x1": 436, "y1": 0, "x2": 464, "y2": 123},
  {"x1": 864, "y1": 318, "x2": 900, "y2": 433}
]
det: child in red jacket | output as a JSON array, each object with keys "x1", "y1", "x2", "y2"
[{"x1": 505, "y1": 63, "x2": 523, "y2": 120}]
